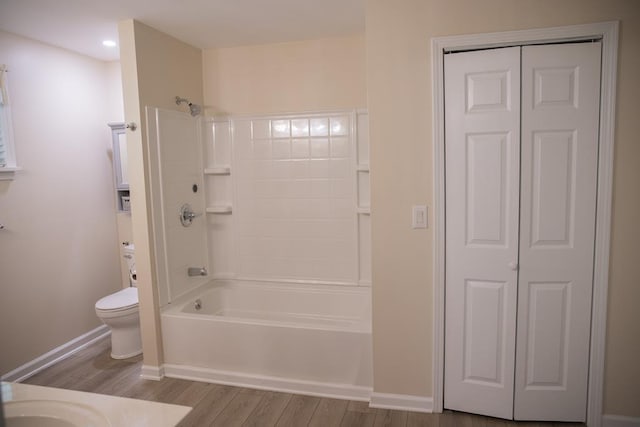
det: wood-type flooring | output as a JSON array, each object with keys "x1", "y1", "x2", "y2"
[{"x1": 22, "y1": 337, "x2": 585, "y2": 426}]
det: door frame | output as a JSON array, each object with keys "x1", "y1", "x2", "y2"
[{"x1": 431, "y1": 21, "x2": 619, "y2": 426}]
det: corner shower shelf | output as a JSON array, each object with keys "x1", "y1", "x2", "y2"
[
  {"x1": 357, "y1": 207, "x2": 371, "y2": 215},
  {"x1": 206, "y1": 205, "x2": 233, "y2": 214},
  {"x1": 356, "y1": 164, "x2": 370, "y2": 172},
  {"x1": 204, "y1": 166, "x2": 231, "y2": 175}
]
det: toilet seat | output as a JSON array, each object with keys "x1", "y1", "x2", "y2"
[{"x1": 95, "y1": 287, "x2": 138, "y2": 312}]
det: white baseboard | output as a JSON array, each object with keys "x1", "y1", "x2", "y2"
[
  {"x1": 603, "y1": 415, "x2": 640, "y2": 427},
  {"x1": 163, "y1": 363, "x2": 372, "y2": 401},
  {"x1": 140, "y1": 364, "x2": 165, "y2": 381},
  {"x1": 369, "y1": 392, "x2": 433, "y2": 413},
  {"x1": 1, "y1": 325, "x2": 110, "y2": 382}
]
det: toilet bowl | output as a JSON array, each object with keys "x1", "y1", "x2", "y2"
[{"x1": 95, "y1": 244, "x2": 141, "y2": 359}]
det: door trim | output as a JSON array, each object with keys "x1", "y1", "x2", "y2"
[{"x1": 431, "y1": 21, "x2": 619, "y2": 426}]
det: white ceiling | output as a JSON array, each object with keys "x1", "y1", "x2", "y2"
[{"x1": 0, "y1": 0, "x2": 365, "y2": 61}]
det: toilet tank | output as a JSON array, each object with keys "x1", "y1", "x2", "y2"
[{"x1": 122, "y1": 244, "x2": 137, "y2": 286}]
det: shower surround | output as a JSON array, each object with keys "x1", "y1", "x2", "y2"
[{"x1": 147, "y1": 108, "x2": 371, "y2": 398}]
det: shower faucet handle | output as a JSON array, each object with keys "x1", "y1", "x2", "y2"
[{"x1": 179, "y1": 203, "x2": 201, "y2": 227}]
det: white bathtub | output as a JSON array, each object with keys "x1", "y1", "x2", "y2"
[{"x1": 160, "y1": 280, "x2": 372, "y2": 400}]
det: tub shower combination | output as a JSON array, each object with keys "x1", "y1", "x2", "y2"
[{"x1": 147, "y1": 106, "x2": 372, "y2": 399}]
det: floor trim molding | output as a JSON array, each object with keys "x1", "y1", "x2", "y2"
[
  {"x1": 369, "y1": 392, "x2": 433, "y2": 413},
  {"x1": 163, "y1": 363, "x2": 372, "y2": 402},
  {"x1": 140, "y1": 364, "x2": 165, "y2": 381},
  {"x1": 603, "y1": 415, "x2": 640, "y2": 427},
  {"x1": 1, "y1": 325, "x2": 110, "y2": 382}
]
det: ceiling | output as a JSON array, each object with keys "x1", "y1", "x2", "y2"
[{"x1": 0, "y1": 0, "x2": 365, "y2": 61}]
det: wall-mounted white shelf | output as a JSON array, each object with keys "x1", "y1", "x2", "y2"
[
  {"x1": 356, "y1": 164, "x2": 370, "y2": 172},
  {"x1": 206, "y1": 205, "x2": 233, "y2": 214},
  {"x1": 357, "y1": 207, "x2": 371, "y2": 215},
  {"x1": 204, "y1": 166, "x2": 231, "y2": 175}
]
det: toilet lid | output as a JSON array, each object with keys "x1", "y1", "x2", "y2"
[{"x1": 96, "y1": 287, "x2": 138, "y2": 311}]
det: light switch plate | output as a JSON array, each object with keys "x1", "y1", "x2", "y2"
[{"x1": 412, "y1": 205, "x2": 428, "y2": 229}]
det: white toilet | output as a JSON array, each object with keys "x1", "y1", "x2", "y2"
[{"x1": 95, "y1": 244, "x2": 142, "y2": 359}]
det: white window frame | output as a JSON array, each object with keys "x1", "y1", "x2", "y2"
[{"x1": 0, "y1": 64, "x2": 20, "y2": 180}]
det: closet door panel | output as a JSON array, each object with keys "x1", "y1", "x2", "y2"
[
  {"x1": 515, "y1": 42, "x2": 601, "y2": 421},
  {"x1": 529, "y1": 130, "x2": 576, "y2": 246},
  {"x1": 444, "y1": 46, "x2": 520, "y2": 420}
]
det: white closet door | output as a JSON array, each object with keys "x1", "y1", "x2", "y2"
[
  {"x1": 444, "y1": 46, "x2": 521, "y2": 420},
  {"x1": 515, "y1": 42, "x2": 601, "y2": 421}
]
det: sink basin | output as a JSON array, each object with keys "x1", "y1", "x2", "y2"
[
  {"x1": 7, "y1": 416, "x2": 75, "y2": 427},
  {"x1": 2, "y1": 382, "x2": 190, "y2": 426},
  {"x1": 4, "y1": 400, "x2": 111, "y2": 427}
]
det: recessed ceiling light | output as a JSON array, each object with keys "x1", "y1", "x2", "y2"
[{"x1": 102, "y1": 40, "x2": 117, "y2": 47}]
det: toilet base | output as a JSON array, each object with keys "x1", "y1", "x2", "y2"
[
  {"x1": 111, "y1": 348, "x2": 142, "y2": 360},
  {"x1": 108, "y1": 322, "x2": 142, "y2": 359}
]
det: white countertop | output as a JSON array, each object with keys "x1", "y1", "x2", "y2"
[{"x1": 2, "y1": 382, "x2": 191, "y2": 427}]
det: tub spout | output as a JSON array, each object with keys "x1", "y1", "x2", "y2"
[{"x1": 188, "y1": 267, "x2": 208, "y2": 277}]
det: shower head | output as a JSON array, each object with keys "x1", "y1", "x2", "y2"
[{"x1": 175, "y1": 96, "x2": 201, "y2": 117}]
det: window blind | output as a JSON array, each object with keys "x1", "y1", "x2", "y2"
[
  {"x1": 0, "y1": 104, "x2": 6, "y2": 167},
  {"x1": 0, "y1": 64, "x2": 10, "y2": 167}
]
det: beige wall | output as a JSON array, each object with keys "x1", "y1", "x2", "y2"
[
  {"x1": 118, "y1": 20, "x2": 203, "y2": 368},
  {"x1": 202, "y1": 35, "x2": 366, "y2": 115},
  {"x1": 0, "y1": 31, "x2": 122, "y2": 375},
  {"x1": 103, "y1": 60, "x2": 133, "y2": 286},
  {"x1": 366, "y1": 0, "x2": 640, "y2": 418},
  {"x1": 105, "y1": 61, "x2": 124, "y2": 123}
]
